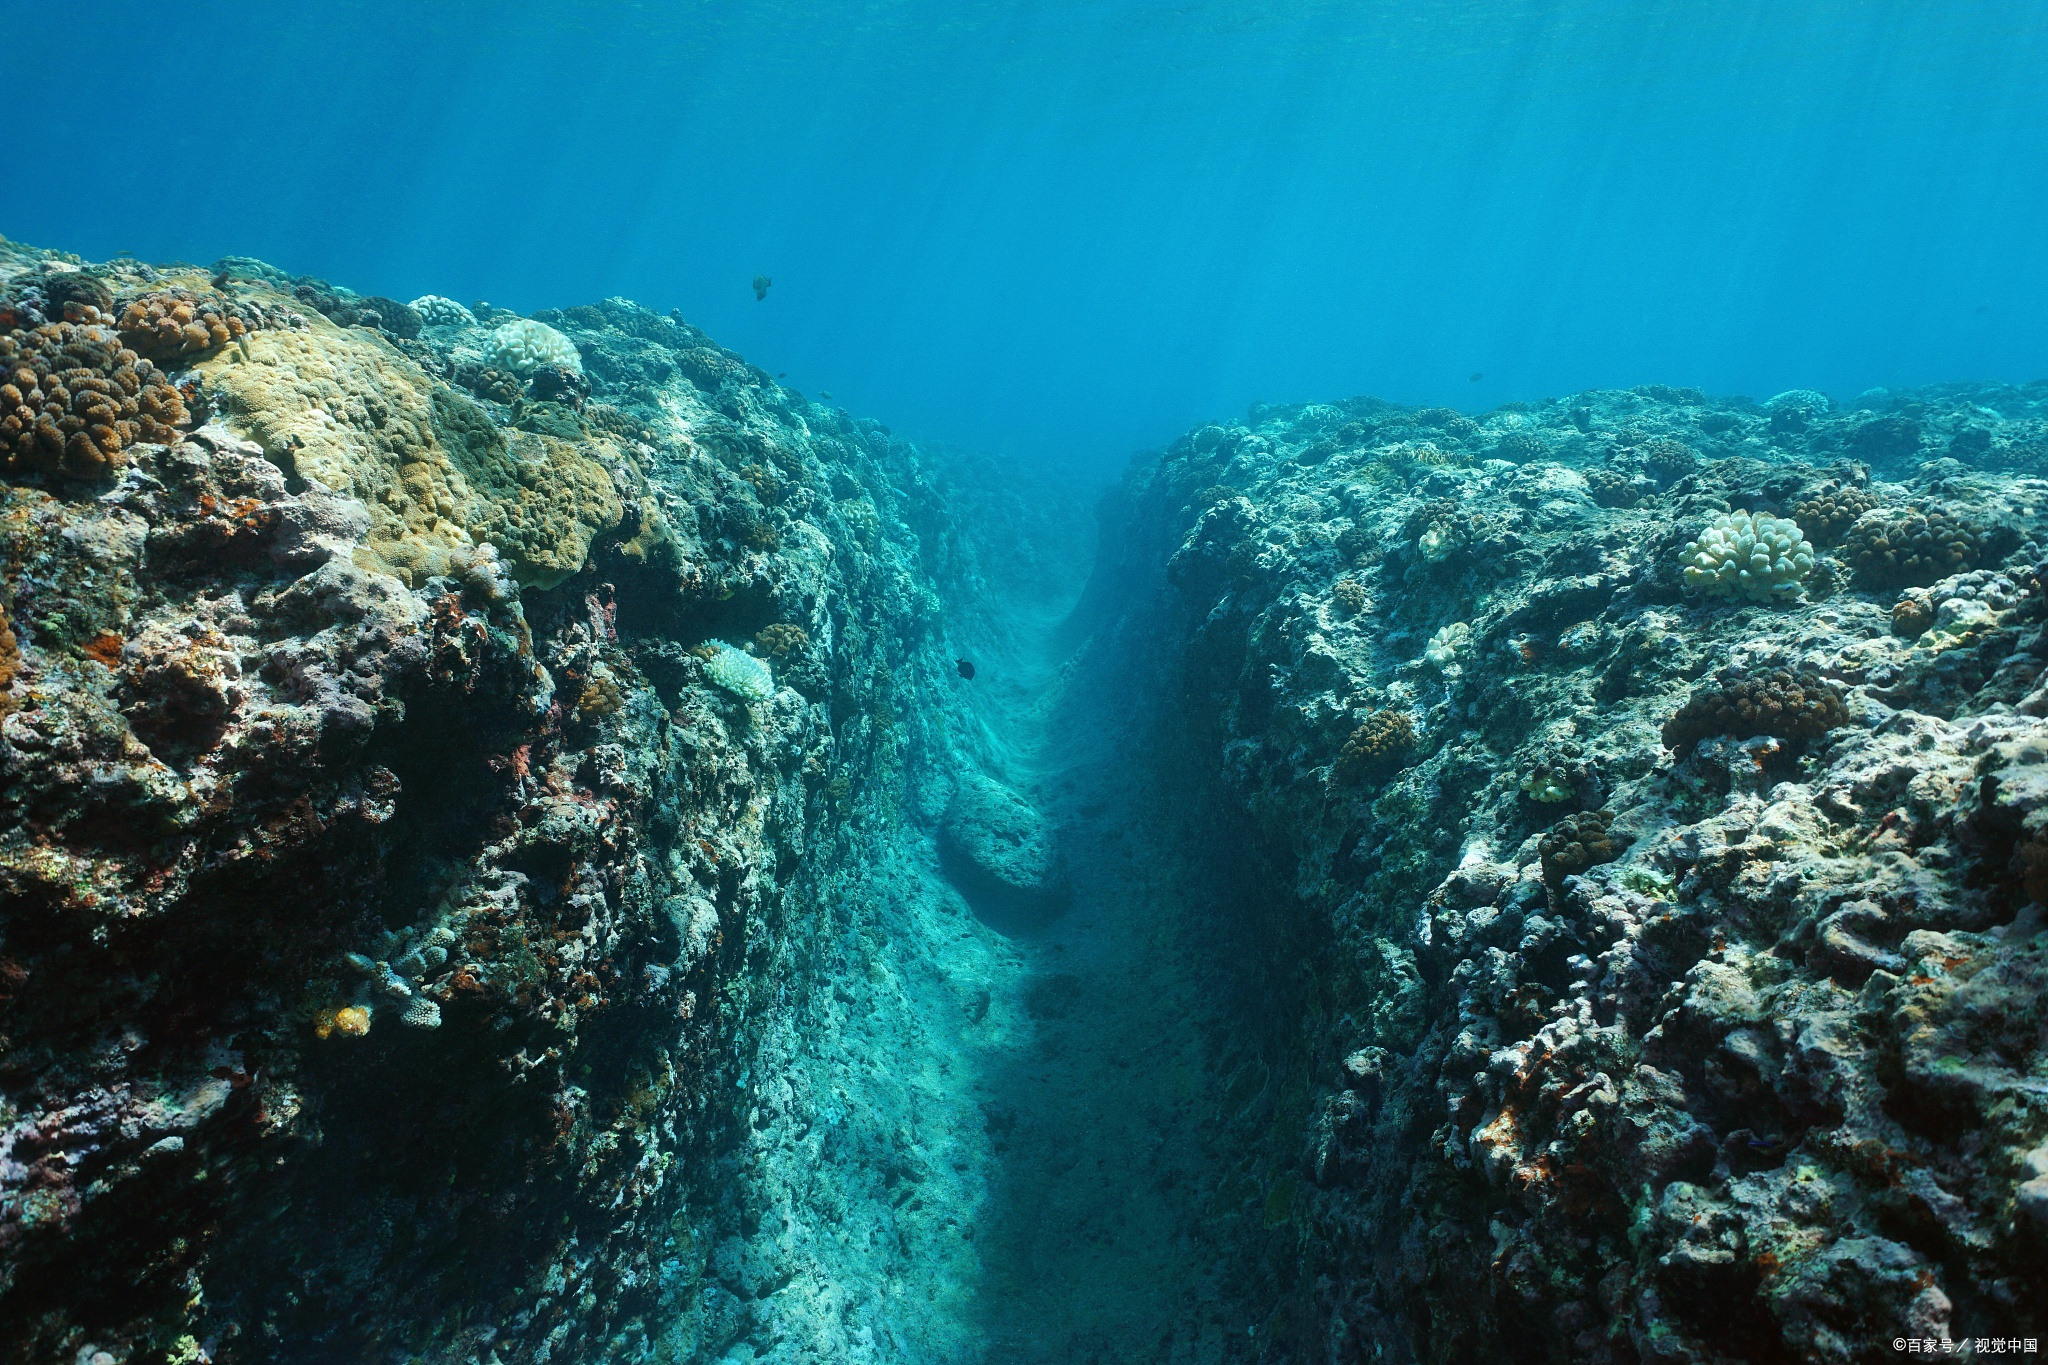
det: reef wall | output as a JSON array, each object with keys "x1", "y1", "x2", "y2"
[
  {"x1": 1102, "y1": 386, "x2": 2048, "y2": 1362},
  {"x1": 0, "y1": 239, "x2": 992, "y2": 1363}
]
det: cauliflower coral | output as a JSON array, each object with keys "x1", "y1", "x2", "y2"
[
  {"x1": 485, "y1": 318, "x2": 582, "y2": 376},
  {"x1": 1680, "y1": 510, "x2": 1814, "y2": 602}
]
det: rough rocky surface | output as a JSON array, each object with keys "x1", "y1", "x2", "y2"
[
  {"x1": 1096, "y1": 382, "x2": 2048, "y2": 1362},
  {"x1": 937, "y1": 774, "x2": 1069, "y2": 931},
  {"x1": 7, "y1": 228, "x2": 2048, "y2": 1365},
  {"x1": 0, "y1": 237, "x2": 996, "y2": 1365}
]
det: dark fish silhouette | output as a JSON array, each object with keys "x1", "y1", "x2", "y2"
[
  {"x1": 956, "y1": 659, "x2": 976, "y2": 680},
  {"x1": 752, "y1": 275, "x2": 772, "y2": 301},
  {"x1": 1469, "y1": 371, "x2": 1484, "y2": 382}
]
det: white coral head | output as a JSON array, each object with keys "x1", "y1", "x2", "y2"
[
  {"x1": 485, "y1": 318, "x2": 582, "y2": 376},
  {"x1": 1679, "y1": 510, "x2": 1814, "y2": 603},
  {"x1": 704, "y1": 642, "x2": 774, "y2": 702},
  {"x1": 409, "y1": 294, "x2": 476, "y2": 328},
  {"x1": 1424, "y1": 621, "x2": 1471, "y2": 671}
]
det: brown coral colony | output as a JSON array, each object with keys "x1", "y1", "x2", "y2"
[
  {"x1": 1661, "y1": 667, "x2": 1850, "y2": 753},
  {"x1": 116, "y1": 290, "x2": 250, "y2": 359},
  {"x1": 0, "y1": 321, "x2": 187, "y2": 477},
  {"x1": 1844, "y1": 504, "x2": 1994, "y2": 587}
]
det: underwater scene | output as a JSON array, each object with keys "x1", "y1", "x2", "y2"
[{"x1": 2, "y1": 2, "x2": 2046, "y2": 1362}]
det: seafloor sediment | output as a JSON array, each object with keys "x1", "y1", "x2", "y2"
[{"x1": 0, "y1": 237, "x2": 2044, "y2": 1364}]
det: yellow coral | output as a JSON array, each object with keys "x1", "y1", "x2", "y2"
[
  {"x1": 199, "y1": 316, "x2": 473, "y2": 584},
  {"x1": 314, "y1": 1005, "x2": 372, "y2": 1038},
  {"x1": 199, "y1": 306, "x2": 621, "y2": 589}
]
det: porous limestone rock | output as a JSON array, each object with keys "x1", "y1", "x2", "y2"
[{"x1": 938, "y1": 773, "x2": 1070, "y2": 930}]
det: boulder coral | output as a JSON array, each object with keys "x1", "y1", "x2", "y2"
[
  {"x1": 485, "y1": 316, "x2": 583, "y2": 376},
  {"x1": 1844, "y1": 503, "x2": 2005, "y2": 588},
  {"x1": 1661, "y1": 667, "x2": 1851, "y2": 754}
]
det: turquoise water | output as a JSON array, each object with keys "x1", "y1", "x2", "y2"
[
  {"x1": 8, "y1": 1, "x2": 2045, "y2": 469},
  {"x1": 5, "y1": 8, "x2": 2048, "y2": 1360}
]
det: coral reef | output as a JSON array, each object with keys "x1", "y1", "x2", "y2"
[
  {"x1": 9, "y1": 228, "x2": 2048, "y2": 1365},
  {"x1": 0, "y1": 237, "x2": 991, "y2": 1365}
]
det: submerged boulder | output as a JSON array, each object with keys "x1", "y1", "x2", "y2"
[{"x1": 939, "y1": 773, "x2": 1070, "y2": 931}]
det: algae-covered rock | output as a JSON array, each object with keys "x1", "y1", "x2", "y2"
[
  {"x1": 939, "y1": 773, "x2": 1069, "y2": 930},
  {"x1": 429, "y1": 387, "x2": 621, "y2": 588}
]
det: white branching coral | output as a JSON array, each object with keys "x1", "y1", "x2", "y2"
[
  {"x1": 704, "y1": 643, "x2": 774, "y2": 701},
  {"x1": 1680, "y1": 510, "x2": 1814, "y2": 602},
  {"x1": 485, "y1": 318, "x2": 582, "y2": 375}
]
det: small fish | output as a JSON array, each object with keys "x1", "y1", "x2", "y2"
[
  {"x1": 956, "y1": 659, "x2": 976, "y2": 680},
  {"x1": 752, "y1": 274, "x2": 772, "y2": 301},
  {"x1": 1469, "y1": 371, "x2": 1484, "y2": 382}
]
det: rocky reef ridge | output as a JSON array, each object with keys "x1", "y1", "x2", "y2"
[
  {"x1": 1100, "y1": 382, "x2": 2048, "y2": 1361},
  {"x1": 0, "y1": 238, "x2": 989, "y2": 1363}
]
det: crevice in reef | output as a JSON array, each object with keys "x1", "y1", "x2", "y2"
[{"x1": 3, "y1": 238, "x2": 2047, "y2": 1365}]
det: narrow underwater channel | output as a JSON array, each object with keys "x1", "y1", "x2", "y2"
[{"x1": 2, "y1": 234, "x2": 2046, "y2": 1365}]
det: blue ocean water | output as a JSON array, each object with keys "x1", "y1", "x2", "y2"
[{"x1": 7, "y1": 1, "x2": 2044, "y2": 470}]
